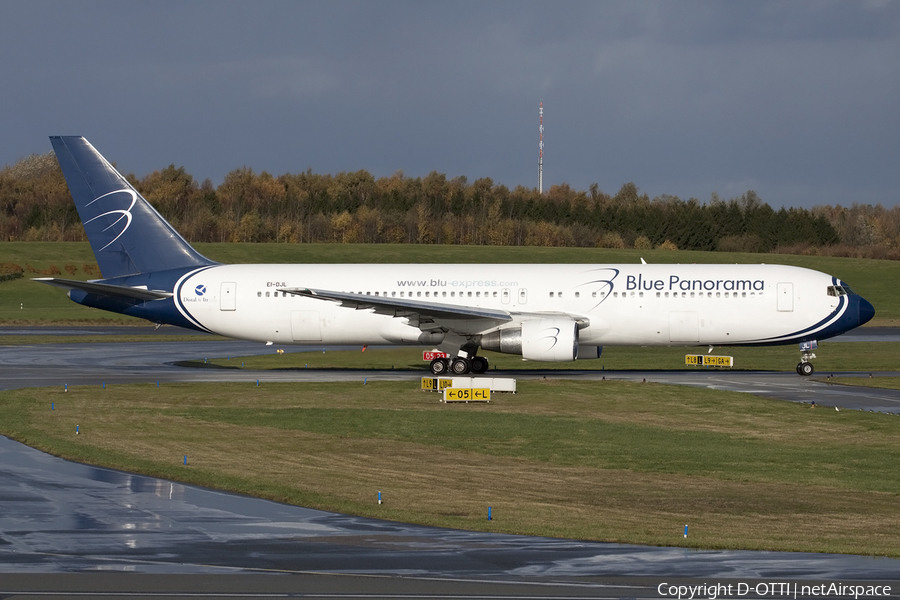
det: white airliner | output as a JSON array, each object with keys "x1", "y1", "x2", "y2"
[{"x1": 38, "y1": 136, "x2": 874, "y2": 376}]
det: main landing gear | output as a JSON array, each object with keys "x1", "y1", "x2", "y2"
[
  {"x1": 796, "y1": 340, "x2": 817, "y2": 376},
  {"x1": 429, "y1": 355, "x2": 489, "y2": 375}
]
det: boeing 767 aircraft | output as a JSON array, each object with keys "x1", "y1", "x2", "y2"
[{"x1": 37, "y1": 136, "x2": 874, "y2": 376}]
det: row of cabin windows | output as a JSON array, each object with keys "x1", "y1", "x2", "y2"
[
  {"x1": 257, "y1": 290, "x2": 501, "y2": 298},
  {"x1": 350, "y1": 290, "x2": 501, "y2": 298},
  {"x1": 259, "y1": 289, "x2": 763, "y2": 299}
]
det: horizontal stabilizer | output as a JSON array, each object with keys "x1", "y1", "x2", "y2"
[{"x1": 34, "y1": 278, "x2": 173, "y2": 302}]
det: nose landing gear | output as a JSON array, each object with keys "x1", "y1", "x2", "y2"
[{"x1": 797, "y1": 340, "x2": 817, "y2": 376}]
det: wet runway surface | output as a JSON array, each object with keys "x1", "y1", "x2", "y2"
[
  {"x1": 1, "y1": 326, "x2": 899, "y2": 595},
  {"x1": 3, "y1": 434, "x2": 900, "y2": 582}
]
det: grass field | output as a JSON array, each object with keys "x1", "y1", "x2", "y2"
[
  {"x1": 2, "y1": 379, "x2": 899, "y2": 556},
  {"x1": 1, "y1": 241, "x2": 898, "y2": 325}
]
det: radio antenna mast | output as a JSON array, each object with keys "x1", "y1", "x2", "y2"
[{"x1": 539, "y1": 101, "x2": 544, "y2": 193}]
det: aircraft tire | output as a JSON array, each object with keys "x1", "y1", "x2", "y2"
[
  {"x1": 450, "y1": 357, "x2": 471, "y2": 375},
  {"x1": 470, "y1": 356, "x2": 488, "y2": 374},
  {"x1": 798, "y1": 362, "x2": 814, "y2": 376},
  {"x1": 430, "y1": 358, "x2": 449, "y2": 375}
]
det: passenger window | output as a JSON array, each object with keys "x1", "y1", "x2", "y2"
[{"x1": 257, "y1": 291, "x2": 262, "y2": 297}]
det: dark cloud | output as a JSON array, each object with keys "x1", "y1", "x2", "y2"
[{"x1": 1, "y1": 0, "x2": 897, "y2": 208}]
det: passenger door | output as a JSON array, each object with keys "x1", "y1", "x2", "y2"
[{"x1": 777, "y1": 283, "x2": 793, "y2": 312}]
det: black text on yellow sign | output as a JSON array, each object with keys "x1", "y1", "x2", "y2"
[
  {"x1": 685, "y1": 355, "x2": 734, "y2": 367},
  {"x1": 444, "y1": 388, "x2": 491, "y2": 402},
  {"x1": 421, "y1": 377, "x2": 453, "y2": 391}
]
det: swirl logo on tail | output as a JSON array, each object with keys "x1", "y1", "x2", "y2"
[{"x1": 84, "y1": 188, "x2": 137, "y2": 251}]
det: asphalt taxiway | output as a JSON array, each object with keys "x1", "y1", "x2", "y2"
[
  {"x1": 1, "y1": 326, "x2": 899, "y2": 596},
  {"x1": 2, "y1": 326, "x2": 899, "y2": 413}
]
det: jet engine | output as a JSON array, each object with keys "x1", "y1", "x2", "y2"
[{"x1": 478, "y1": 318, "x2": 578, "y2": 362}]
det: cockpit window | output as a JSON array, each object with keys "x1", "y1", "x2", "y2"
[{"x1": 827, "y1": 285, "x2": 855, "y2": 297}]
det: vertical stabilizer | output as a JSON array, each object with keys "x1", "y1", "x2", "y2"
[{"x1": 50, "y1": 136, "x2": 216, "y2": 278}]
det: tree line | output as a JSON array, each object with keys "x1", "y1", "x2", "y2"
[{"x1": 2, "y1": 151, "x2": 899, "y2": 260}]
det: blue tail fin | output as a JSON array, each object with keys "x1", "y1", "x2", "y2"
[{"x1": 50, "y1": 136, "x2": 216, "y2": 279}]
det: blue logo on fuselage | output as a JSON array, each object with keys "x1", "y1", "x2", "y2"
[{"x1": 195, "y1": 284, "x2": 206, "y2": 296}]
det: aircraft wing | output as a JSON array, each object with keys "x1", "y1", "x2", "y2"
[
  {"x1": 34, "y1": 278, "x2": 173, "y2": 302},
  {"x1": 279, "y1": 287, "x2": 514, "y2": 332}
]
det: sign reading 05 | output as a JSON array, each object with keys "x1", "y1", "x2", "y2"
[{"x1": 444, "y1": 388, "x2": 491, "y2": 402}]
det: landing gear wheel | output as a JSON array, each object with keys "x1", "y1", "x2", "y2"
[
  {"x1": 430, "y1": 358, "x2": 449, "y2": 375},
  {"x1": 470, "y1": 356, "x2": 489, "y2": 374},
  {"x1": 798, "y1": 362, "x2": 814, "y2": 377},
  {"x1": 450, "y1": 357, "x2": 471, "y2": 375}
]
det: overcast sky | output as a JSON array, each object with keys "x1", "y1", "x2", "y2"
[{"x1": 2, "y1": 1, "x2": 898, "y2": 209}]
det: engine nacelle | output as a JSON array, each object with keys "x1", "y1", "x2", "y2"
[
  {"x1": 522, "y1": 318, "x2": 578, "y2": 362},
  {"x1": 479, "y1": 318, "x2": 578, "y2": 362}
]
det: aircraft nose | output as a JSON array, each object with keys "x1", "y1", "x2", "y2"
[{"x1": 857, "y1": 296, "x2": 875, "y2": 326}]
